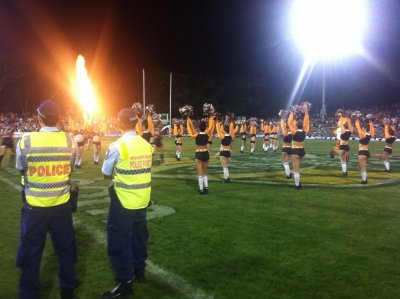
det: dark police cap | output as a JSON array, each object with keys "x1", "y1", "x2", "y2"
[
  {"x1": 37, "y1": 100, "x2": 61, "y2": 118},
  {"x1": 117, "y1": 108, "x2": 138, "y2": 124}
]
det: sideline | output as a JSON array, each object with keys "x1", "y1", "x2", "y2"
[{"x1": 0, "y1": 172, "x2": 214, "y2": 299}]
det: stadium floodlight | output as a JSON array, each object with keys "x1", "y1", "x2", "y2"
[{"x1": 290, "y1": 0, "x2": 368, "y2": 61}]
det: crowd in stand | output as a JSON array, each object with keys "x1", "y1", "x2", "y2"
[
  {"x1": 0, "y1": 113, "x2": 119, "y2": 135},
  {"x1": 1, "y1": 103, "x2": 399, "y2": 138}
]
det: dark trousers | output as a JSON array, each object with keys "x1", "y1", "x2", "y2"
[
  {"x1": 16, "y1": 202, "x2": 78, "y2": 299},
  {"x1": 107, "y1": 198, "x2": 148, "y2": 283}
]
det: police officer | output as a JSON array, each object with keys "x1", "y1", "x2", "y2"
[
  {"x1": 15, "y1": 100, "x2": 78, "y2": 299},
  {"x1": 101, "y1": 108, "x2": 154, "y2": 298}
]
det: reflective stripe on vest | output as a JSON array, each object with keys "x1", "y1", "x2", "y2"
[
  {"x1": 114, "y1": 181, "x2": 151, "y2": 189},
  {"x1": 115, "y1": 167, "x2": 151, "y2": 175},
  {"x1": 25, "y1": 187, "x2": 71, "y2": 197},
  {"x1": 27, "y1": 180, "x2": 70, "y2": 189},
  {"x1": 113, "y1": 135, "x2": 154, "y2": 209},
  {"x1": 27, "y1": 155, "x2": 72, "y2": 162},
  {"x1": 21, "y1": 132, "x2": 75, "y2": 207}
]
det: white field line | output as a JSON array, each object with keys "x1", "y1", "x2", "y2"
[
  {"x1": 0, "y1": 173, "x2": 213, "y2": 299},
  {"x1": 0, "y1": 174, "x2": 21, "y2": 191},
  {"x1": 79, "y1": 198, "x2": 109, "y2": 206}
]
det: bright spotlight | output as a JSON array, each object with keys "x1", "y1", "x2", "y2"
[{"x1": 290, "y1": 0, "x2": 368, "y2": 61}]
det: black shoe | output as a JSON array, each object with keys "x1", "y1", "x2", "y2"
[
  {"x1": 385, "y1": 169, "x2": 390, "y2": 173},
  {"x1": 61, "y1": 288, "x2": 78, "y2": 299},
  {"x1": 361, "y1": 180, "x2": 368, "y2": 185},
  {"x1": 286, "y1": 174, "x2": 292, "y2": 179},
  {"x1": 133, "y1": 268, "x2": 145, "y2": 283},
  {"x1": 294, "y1": 183, "x2": 302, "y2": 190},
  {"x1": 204, "y1": 188, "x2": 208, "y2": 194},
  {"x1": 199, "y1": 189, "x2": 205, "y2": 195},
  {"x1": 342, "y1": 172, "x2": 348, "y2": 176},
  {"x1": 101, "y1": 281, "x2": 133, "y2": 298},
  {"x1": 75, "y1": 165, "x2": 81, "y2": 169},
  {"x1": 240, "y1": 150, "x2": 244, "y2": 153},
  {"x1": 223, "y1": 178, "x2": 231, "y2": 183},
  {"x1": 94, "y1": 161, "x2": 99, "y2": 165},
  {"x1": 177, "y1": 157, "x2": 181, "y2": 161}
]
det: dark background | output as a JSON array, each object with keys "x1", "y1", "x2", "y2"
[{"x1": 1, "y1": 0, "x2": 400, "y2": 117}]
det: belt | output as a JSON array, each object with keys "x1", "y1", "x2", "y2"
[
  {"x1": 292, "y1": 141, "x2": 304, "y2": 147},
  {"x1": 220, "y1": 145, "x2": 231, "y2": 151}
]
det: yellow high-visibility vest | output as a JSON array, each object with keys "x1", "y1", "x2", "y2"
[
  {"x1": 20, "y1": 131, "x2": 75, "y2": 207},
  {"x1": 113, "y1": 135, "x2": 154, "y2": 209}
]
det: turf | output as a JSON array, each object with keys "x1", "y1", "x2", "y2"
[{"x1": 0, "y1": 137, "x2": 399, "y2": 299}]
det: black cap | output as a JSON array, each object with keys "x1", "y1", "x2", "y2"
[
  {"x1": 117, "y1": 108, "x2": 138, "y2": 125},
  {"x1": 37, "y1": 100, "x2": 61, "y2": 118}
]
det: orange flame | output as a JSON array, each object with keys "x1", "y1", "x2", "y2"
[{"x1": 75, "y1": 55, "x2": 97, "y2": 123}]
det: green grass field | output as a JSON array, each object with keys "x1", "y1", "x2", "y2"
[{"x1": 1, "y1": 137, "x2": 399, "y2": 299}]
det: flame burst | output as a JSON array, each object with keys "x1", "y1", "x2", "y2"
[{"x1": 75, "y1": 55, "x2": 97, "y2": 123}]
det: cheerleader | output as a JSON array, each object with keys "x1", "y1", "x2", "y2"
[
  {"x1": 261, "y1": 121, "x2": 270, "y2": 152},
  {"x1": 330, "y1": 109, "x2": 345, "y2": 158},
  {"x1": 279, "y1": 111, "x2": 292, "y2": 179},
  {"x1": 338, "y1": 116, "x2": 354, "y2": 175},
  {"x1": 249, "y1": 119, "x2": 257, "y2": 155},
  {"x1": 92, "y1": 129, "x2": 101, "y2": 165},
  {"x1": 153, "y1": 128, "x2": 165, "y2": 165},
  {"x1": 270, "y1": 122, "x2": 279, "y2": 151},
  {"x1": 216, "y1": 121, "x2": 236, "y2": 183},
  {"x1": 239, "y1": 121, "x2": 247, "y2": 153},
  {"x1": 207, "y1": 117, "x2": 215, "y2": 152},
  {"x1": 201, "y1": 103, "x2": 216, "y2": 153},
  {"x1": 141, "y1": 114, "x2": 154, "y2": 143},
  {"x1": 288, "y1": 104, "x2": 310, "y2": 189},
  {"x1": 355, "y1": 115, "x2": 375, "y2": 184},
  {"x1": 173, "y1": 121, "x2": 184, "y2": 160},
  {"x1": 0, "y1": 123, "x2": 16, "y2": 167},
  {"x1": 74, "y1": 131, "x2": 85, "y2": 168},
  {"x1": 374, "y1": 118, "x2": 397, "y2": 172},
  {"x1": 86, "y1": 124, "x2": 94, "y2": 149},
  {"x1": 187, "y1": 116, "x2": 214, "y2": 194}
]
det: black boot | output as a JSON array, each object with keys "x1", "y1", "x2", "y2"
[
  {"x1": 61, "y1": 288, "x2": 78, "y2": 299},
  {"x1": 294, "y1": 183, "x2": 302, "y2": 190},
  {"x1": 134, "y1": 268, "x2": 146, "y2": 283},
  {"x1": 101, "y1": 281, "x2": 133, "y2": 298}
]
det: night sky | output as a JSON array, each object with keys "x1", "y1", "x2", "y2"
[{"x1": 1, "y1": 0, "x2": 400, "y2": 115}]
